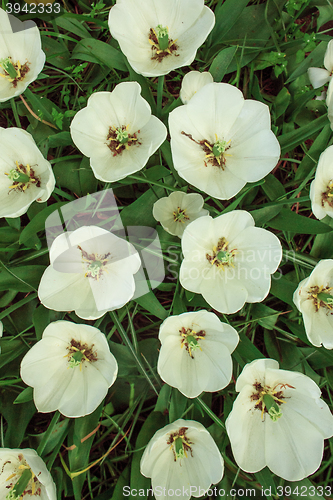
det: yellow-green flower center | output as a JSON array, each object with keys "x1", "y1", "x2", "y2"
[
  {"x1": 0, "y1": 57, "x2": 30, "y2": 87},
  {"x1": 173, "y1": 207, "x2": 190, "y2": 223},
  {"x1": 5, "y1": 162, "x2": 41, "y2": 193},
  {"x1": 251, "y1": 382, "x2": 295, "y2": 422},
  {"x1": 148, "y1": 26, "x2": 178, "y2": 61},
  {"x1": 66, "y1": 339, "x2": 97, "y2": 370},
  {"x1": 78, "y1": 245, "x2": 110, "y2": 280},
  {"x1": 3, "y1": 456, "x2": 40, "y2": 499},
  {"x1": 307, "y1": 285, "x2": 333, "y2": 312},
  {"x1": 167, "y1": 427, "x2": 193, "y2": 462},
  {"x1": 206, "y1": 237, "x2": 236, "y2": 269},
  {"x1": 180, "y1": 327, "x2": 206, "y2": 358}
]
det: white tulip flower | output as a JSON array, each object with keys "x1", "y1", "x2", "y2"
[
  {"x1": 310, "y1": 145, "x2": 333, "y2": 219},
  {"x1": 169, "y1": 82, "x2": 280, "y2": 200},
  {"x1": 180, "y1": 71, "x2": 213, "y2": 104},
  {"x1": 38, "y1": 225, "x2": 141, "y2": 320},
  {"x1": 226, "y1": 358, "x2": 333, "y2": 481},
  {"x1": 157, "y1": 310, "x2": 239, "y2": 398},
  {"x1": 153, "y1": 191, "x2": 209, "y2": 238},
  {"x1": 308, "y1": 39, "x2": 333, "y2": 89},
  {"x1": 0, "y1": 448, "x2": 56, "y2": 500},
  {"x1": 0, "y1": 8, "x2": 45, "y2": 102},
  {"x1": 70, "y1": 82, "x2": 167, "y2": 183},
  {"x1": 140, "y1": 419, "x2": 224, "y2": 500},
  {"x1": 108, "y1": 0, "x2": 215, "y2": 77},
  {"x1": 293, "y1": 259, "x2": 333, "y2": 349},
  {"x1": 180, "y1": 210, "x2": 282, "y2": 314},
  {"x1": 0, "y1": 128, "x2": 55, "y2": 218},
  {"x1": 20, "y1": 320, "x2": 118, "y2": 418}
]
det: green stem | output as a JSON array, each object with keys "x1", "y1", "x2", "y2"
[
  {"x1": 110, "y1": 311, "x2": 158, "y2": 396},
  {"x1": 10, "y1": 99, "x2": 21, "y2": 128},
  {"x1": 195, "y1": 397, "x2": 225, "y2": 430},
  {"x1": 157, "y1": 75, "x2": 164, "y2": 118}
]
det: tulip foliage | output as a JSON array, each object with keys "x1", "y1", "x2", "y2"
[{"x1": 1, "y1": 1, "x2": 333, "y2": 500}]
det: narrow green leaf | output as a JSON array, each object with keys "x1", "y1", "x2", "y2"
[
  {"x1": 279, "y1": 114, "x2": 329, "y2": 155},
  {"x1": 19, "y1": 202, "x2": 67, "y2": 247},
  {"x1": 268, "y1": 208, "x2": 332, "y2": 234},
  {"x1": 71, "y1": 39, "x2": 127, "y2": 71},
  {"x1": 270, "y1": 275, "x2": 297, "y2": 306},
  {"x1": 209, "y1": 46, "x2": 238, "y2": 81}
]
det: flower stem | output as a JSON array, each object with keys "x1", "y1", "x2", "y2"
[
  {"x1": 10, "y1": 99, "x2": 21, "y2": 128},
  {"x1": 110, "y1": 311, "x2": 159, "y2": 395},
  {"x1": 195, "y1": 397, "x2": 226, "y2": 430},
  {"x1": 157, "y1": 75, "x2": 164, "y2": 118}
]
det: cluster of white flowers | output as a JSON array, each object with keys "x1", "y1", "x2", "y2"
[{"x1": 1, "y1": 3, "x2": 333, "y2": 500}]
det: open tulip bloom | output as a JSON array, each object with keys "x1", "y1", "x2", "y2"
[
  {"x1": 0, "y1": 8, "x2": 45, "y2": 102},
  {"x1": 157, "y1": 310, "x2": 239, "y2": 398},
  {"x1": 293, "y1": 259, "x2": 333, "y2": 349},
  {"x1": 180, "y1": 70, "x2": 213, "y2": 104},
  {"x1": 38, "y1": 225, "x2": 141, "y2": 320},
  {"x1": 169, "y1": 82, "x2": 281, "y2": 200},
  {"x1": 310, "y1": 145, "x2": 333, "y2": 219},
  {"x1": 70, "y1": 82, "x2": 167, "y2": 183},
  {"x1": 225, "y1": 359, "x2": 333, "y2": 481},
  {"x1": 308, "y1": 39, "x2": 333, "y2": 89},
  {"x1": 0, "y1": 448, "x2": 56, "y2": 500},
  {"x1": 140, "y1": 419, "x2": 224, "y2": 500},
  {"x1": 0, "y1": 127, "x2": 55, "y2": 218},
  {"x1": 153, "y1": 191, "x2": 209, "y2": 237},
  {"x1": 108, "y1": 0, "x2": 215, "y2": 77},
  {"x1": 180, "y1": 210, "x2": 282, "y2": 314},
  {"x1": 20, "y1": 320, "x2": 118, "y2": 418}
]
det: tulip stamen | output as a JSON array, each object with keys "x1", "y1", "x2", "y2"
[
  {"x1": 206, "y1": 237, "x2": 236, "y2": 269},
  {"x1": 251, "y1": 381, "x2": 295, "y2": 422},
  {"x1": 167, "y1": 427, "x2": 193, "y2": 462},
  {"x1": 173, "y1": 207, "x2": 190, "y2": 223},
  {"x1": 107, "y1": 125, "x2": 141, "y2": 156},
  {"x1": 180, "y1": 131, "x2": 231, "y2": 169},
  {"x1": 322, "y1": 180, "x2": 333, "y2": 207},
  {"x1": 5, "y1": 161, "x2": 41, "y2": 193},
  {"x1": 0, "y1": 57, "x2": 30, "y2": 88},
  {"x1": 66, "y1": 339, "x2": 97, "y2": 370},
  {"x1": 149, "y1": 26, "x2": 178, "y2": 62},
  {"x1": 307, "y1": 285, "x2": 333, "y2": 312},
  {"x1": 180, "y1": 327, "x2": 205, "y2": 359},
  {"x1": 3, "y1": 457, "x2": 41, "y2": 500},
  {"x1": 78, "y1": 245, "x2": 110, "y2": 281}
]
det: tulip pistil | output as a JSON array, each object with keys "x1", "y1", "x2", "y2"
[
  {"x1": 180, "y1": 131, "x2": 231, "y2": 169},
  {"x1": 322, "y1": 180, "x2": 333, "y2": 207},
  {"x1": 167, "y1": 427, "x2": 193, "y2": 462},
  {"x1": 107, "y1": 125, "x2": 141, "y2": 156},
  {"x1": 78, "y1": 245, "x2": 110, "y2": 280},
  {"x1": 66, "y1": 338, "x2": 97, "y2": 370},
  {"x1": 180, "y1": 327, "x2": 206, "y2": 358},
  {"x1": 149, "y1": 26, "x2": 178, "y2": 61},
  {"x1": 3, "y1": 455, "x2": 41, "y2": 499},
  {"x1": 5, "y1": 161, "x2": 41, "y2": 193},
  {"x1": 251, "y1": 381, "x2": 295, "y2": 421},
  {"x1": 308, "y1": 285, "x2": 333, "y2": 311},
  {"x1": 173, "y1": 207, "x2": 190, "y2": 223},
  {"x1": 206, "y1": 237, "x2": 236, "y2": 269},
  {"x1": 0, "y1": 57, "x2": 30, "y2": 87}
]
